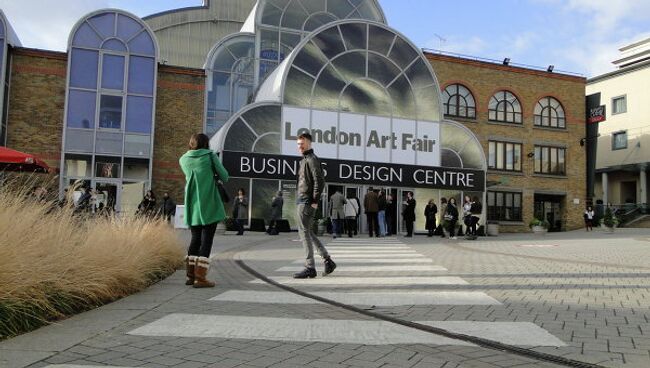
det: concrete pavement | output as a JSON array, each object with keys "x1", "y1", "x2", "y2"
[{"x1": 1, "y1": 228, "x2": 650, "y2": 367}]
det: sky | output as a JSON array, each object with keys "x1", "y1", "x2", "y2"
[{"x1": 0, "y1": 0, "x2": 649, "y2": 77}]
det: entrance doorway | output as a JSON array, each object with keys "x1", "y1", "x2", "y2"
[{"x1": 534, "y1": 194, "x2": 564, "y2": 232}]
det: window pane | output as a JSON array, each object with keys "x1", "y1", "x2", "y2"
[
  {"x1": 96, "y1": 131, "x2": 123, "y2": 154},
  {"x1": 64, "y1": 154, "x2": 91, "y2": 177},
  {"x1": 70, "y1": 49, "x2": 99, "y2": 89},
  {"x1": 99, "y1": 95, "x2": 122, "y2": 129},
  {"x1": 558, "y1": 149, "x2": 565, "y2": 175},
  {"x1": 506, "y1": 143, "x2": 514, "y2": 170},
  {"x1": 117, "y1": 14, "x2": 143, "y2": 41},
  {"x1": 488, "y1": 141, "x2": 495, "y2": 168},
  {"x1": 514, "y1": 144, "x2": 521, "y2": 171},
  {"x1": 101, "y1": 54, "x2": 125, "y2": 90},
  {"x1": 125, "y1": 96, "x2": 152, "y2": 133},
  {"x1": 534, "y1": 146, "x2": 541, "y2": 173},
  {"x1": 496, "y1": 142, "x2": 504, "y2": 169},
  {"x1": 550, "y1": 147, "x2": 558, "y2": 174},
  {"x1": 124, "y1": 134, "x2": 151, "y2": 157},
  {"x1": 95, "y1": 156, "x2": 121, "y2": 178},
  {"x1": 103, "y1": 39, "x2": 127, "y2": 52},
  {"x1": 496, "y1": 192, "x2": 503, "y2": 206},
  {"x1": 88, "y1": 13, "x2": 115, "y2": 39},
  {"x1": 72, "y1": 22, "x2": 102, "y2": 48},
  {"x1": 487, "y1": 191, "x2": 495, "y2": 206},
  {"x1": 128, "y1": 56, "x2": 155, "y2": 95},
  {"x1": 67, "y1": 90, "x2": 96, "y2": 128},
  {"x1": 541, "y1": 147, "x2": 549, "y2": 173},
  {"x1": 123, "y1": 157, "x2": 149, "y2": 180},
  {"x1": 128, "y1": 31, "x2": 155, "y2": 56}
]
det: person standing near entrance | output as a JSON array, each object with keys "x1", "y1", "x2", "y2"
[
  {"x1": 468, "y1": 196, "x2": 482, "y2": 238},
  {"x1": 402, "y1": 191, "x2": 416, "y2": 237},
  {"x1": 232, "y1": 188, "x2": 248, "y2": 235},
  {"x1": 377, "y1": 190, "x2": 387, "y2": 237},
  {"x1": 445, "y1": 197, "x2": 459, "y2": 240},
  {"x1": 344, "y1": 194, "x2": 359, "y2": 238},
  {"x1": 364, "y1": 187, "x2": 379, "y2": 237},
  {"x1": 584, "y1": 205, "x2": 595, "y2": 231},
  {"x1": 385, "y1": 194, "x2": 395, "y2": 236},
  {"x1": 267, "y1": 191, "x2": 283, "y2": 235},
  {"x1": 294, "y1": 133, "x2": 336, "y2": 279},
  {"x1": 180, "y1": 133, "x2": 229, "y2": 288},
  {"x1": 329, "y1": 190, "x2": 346, "y2": 238},
  {"x1": 424, "y1": 199, "x2": 438, "y2": 237}
]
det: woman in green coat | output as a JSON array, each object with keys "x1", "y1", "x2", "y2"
[{"x1": 179, "y1": 133, "x2": 229, "y2": 288}]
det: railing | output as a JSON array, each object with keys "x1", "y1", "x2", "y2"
[
  {"x1": 422, "y1": 49, "x2": 585, "y2": 77},
  {"x1": 594, "y1": 203, "x2": 649, "y2": 226}
]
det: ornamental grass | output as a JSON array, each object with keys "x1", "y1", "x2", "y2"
[{"x1": 0, "y1": 180, "x2": 184, "y2": 340}]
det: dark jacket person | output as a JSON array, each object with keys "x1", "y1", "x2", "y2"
[
  {"x1": 402, "y1": 191, "x2": 416, "y2": 237},
  {"x1": 293, "y1": 133, "x2": 336, "y2": 279},
  {"x1": 179, "y1": 133, "x2": 229, "y2": 288}
]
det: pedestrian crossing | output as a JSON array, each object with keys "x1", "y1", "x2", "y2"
[{"x1": 127, "y1": 237, "x2": 566, "y2": 347}]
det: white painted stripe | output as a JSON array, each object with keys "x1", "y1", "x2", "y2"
[
  {"x1": 127, "y1": 314, "x2": 472, "y2": 346},
  {"x1": 327, "y1": 246, "x2": 410, "y2": 250},
  {"x1": 251, "y1": 276, "x2": 468, "y2": 286},
  {"x1": 210, "y1": 290, "x2": 501, "y2": 306},
  {"x1": 329, "y1": 250, "x2": 418, "y2": 254},
  {"x1": 329, "y1": 241, "x2": 404, "y2": 244},
  {"x1": 291, "y1": 258, "x2": 433, "y2": 264},
  {"x1": 276, "y1": 265, "x2": 448, "y2": 272},
  {"x1": 45, "y1": 366, "x2": 136, "y2": 368},
  {"x1": 331, "y1": 254, "x2": 425, "y2": 258},
  {"x1": 417, "y1": 321, "x2": 566, "y2": 346}
]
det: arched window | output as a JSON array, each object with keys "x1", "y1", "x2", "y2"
[
  {"x1": 534, "y1": 97, "x2": 565, "y2": 128},
  {"x1": 205, "y1": 33, "x2": 255, "y2": 136},
  {"x1": 62, "y1": 10, "x2": 158, "y2": 212},
  {"x1": 442, "y1": 84, "x2": 476, "y2": 119},
  {"x1": 256, "y1": 0, "x2": 385, "y2": 80},
  {"x1": 488, "y1": 91, "x2": 522, "y2": 124}
]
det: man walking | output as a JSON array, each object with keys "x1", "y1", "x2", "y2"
[
  {"x1": 329, "y1": 190, "x2": 346, "y2": 238},
  {"x1": 294, "y1": 133, "x2": 337, "y2": 279},
  {"x1": 364, "y1": 188, "x2": 379, "y2": 237}
]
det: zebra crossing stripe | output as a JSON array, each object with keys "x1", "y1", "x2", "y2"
[
  {"x1": 210, "y1": 290, "x2": 501, "y2": 306},
  {"x1": 127, "y1": 314, "x2": 565, "y2": 346},
  {"x1": 276, "y1": 265, "x2": 447, "y2": 272},
  {"x1": 327, "y1": 246, "x2": 411, "y2": 250},
  {"x1": 291, "y1": 258, "x2": 434, "y2": 264},
  {"x1": 250, "y1": 276, "x2": 468, "y2": 286},
  {"x1": 329, "y1": 250, "x2": 418, "y2": 254}
]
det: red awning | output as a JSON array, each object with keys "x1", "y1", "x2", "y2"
[{"x1": 0, "y1": 147, "x2": 51, "y2": 173}]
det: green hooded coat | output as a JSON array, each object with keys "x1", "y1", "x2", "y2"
[{"x1": 179, "y1": 149, "x2": 229, "y2": 226}]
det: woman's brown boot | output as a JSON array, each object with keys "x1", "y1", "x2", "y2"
[
  {"x1": 193, "y1": 256, "x2": 216, "y2": 288},
  {"x1": 185, "y1": 256, "x2": 196, "y2": 285}
]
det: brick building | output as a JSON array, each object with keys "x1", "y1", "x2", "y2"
[{"x1": 0, "y1": 2, "x2": 587, "y2": 232}]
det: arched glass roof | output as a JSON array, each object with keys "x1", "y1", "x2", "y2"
[
  {"x1": 254, "y1": 0, "x2": 385, "y2": 79},
  {"x1": 204, "y1": 33, "x2": 256, "y2": 136},
  {"x1": 256, "y1": 20, "x2": 442, "y2": 122}
]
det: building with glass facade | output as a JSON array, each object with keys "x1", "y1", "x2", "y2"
[{"x1": 1, "y1": 0, "x2": 587, "y2": 232}]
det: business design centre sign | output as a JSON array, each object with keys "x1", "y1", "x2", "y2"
[{"x1": 281, "y1": 106, "x2": 441, "y2": 167}]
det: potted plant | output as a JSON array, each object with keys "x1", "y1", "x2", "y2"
[
  {"x1": 529, "y1": 218, "x2": 549, "y2": 234},
  {"x1": 316, "y1": 217, "x2": 329, "y2": 236},
  {"x1": 600, "y1": 207, "x2": 618, "y2": 233}
]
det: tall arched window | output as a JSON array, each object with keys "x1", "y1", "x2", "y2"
[
  {"x1": 534, "y1": 97, "x2": 565, "y2": 128},
  {"x1": 488, "y1": 91, "x2": 522, "y2": 124},
  {"x1": 256, "y1": 0, "x2": 385, "y2": 80},
  {"x1": 62, "y1": 10, "x2": 158, "y2": 213},
  {"x1": 442, "y1": 84, "x2": 476, "y2": 119},
  {"x1": 205, "y1": 33, "x2": 255, "y2": 136}
]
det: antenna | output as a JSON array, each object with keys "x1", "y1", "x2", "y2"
[{"x1": 433, "y1": 33, "x2": 447, "y2": 49}]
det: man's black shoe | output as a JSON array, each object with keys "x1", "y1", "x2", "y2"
[
  {"x1": 323, "y1": 258, "x2": 337, "y2": 276},
  {"x1": 293, "y1": 267, "x2": 316, "y2": 279}
]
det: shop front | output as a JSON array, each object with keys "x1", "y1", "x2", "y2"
[{"x1": 209, "y1": 19, "x2": 488, "y2": 232}]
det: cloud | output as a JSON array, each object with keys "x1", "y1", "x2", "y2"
[{"x1": 0, "y1": 0, "x2": 111, "y2": 50}]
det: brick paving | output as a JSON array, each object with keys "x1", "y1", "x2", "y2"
[{"x1": 1, "y1": 228, "x2": 649, "y2": 367}]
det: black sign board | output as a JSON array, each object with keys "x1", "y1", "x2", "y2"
[
  {"x1": 588, "y1": 105, "x2": 606, "y2": 124},
  {"x1": 221, "y1": 151, "x2": 485, "y2": 192}
]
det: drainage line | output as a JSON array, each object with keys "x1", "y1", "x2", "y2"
[{"x1": 235, "y1": 259, "x2": 603, "y2": 368}]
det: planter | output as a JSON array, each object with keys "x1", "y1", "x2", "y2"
[
  {"x1": 486, "y1": 223, "x2": 499, "y2": 236},
  {"x1": 531, "y1": 225, "x2": 547, "y2": 235}
]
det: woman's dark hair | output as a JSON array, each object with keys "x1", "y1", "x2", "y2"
[
  {"x1": 237, "y1": 188, "x2": 246, "y2": 195},
  {"x1": 449, "y1": 197, "x2": 457, "y2": 205},
  {"x1": 440, "y1": 197, "x2": 447, "y2": 204},
  {"x1": 189, "y1": 133, "x2": 210, "y2": 150}
]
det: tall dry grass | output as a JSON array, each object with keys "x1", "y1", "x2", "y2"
[{"x1": 0, "y1": 181, "x2": 184, "y2": 340}]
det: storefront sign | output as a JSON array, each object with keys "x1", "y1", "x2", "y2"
[
  {"x1": 588, "y1": 105, "x2": 606, "y2": 124},
  {"x1": 282, "y1": 106, "x2": 441, "y2": 166},
  {"x1": 221, "y1": 151, "x2": 485, "y2": 191}
]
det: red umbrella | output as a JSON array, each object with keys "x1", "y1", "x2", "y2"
[{"x1": 0, "y1": 147, "x2": 51, "y2": 173}]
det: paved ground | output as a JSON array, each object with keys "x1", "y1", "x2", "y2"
[{"x1": 2, "y1": 228, "x2": 650, "y2": 368}]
